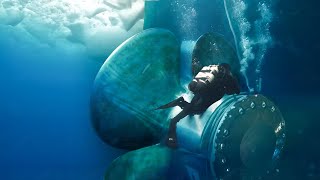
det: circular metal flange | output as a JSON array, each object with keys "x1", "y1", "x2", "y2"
[{"x1": 202, "y1": 94, "x2": 285, "y2": 179}]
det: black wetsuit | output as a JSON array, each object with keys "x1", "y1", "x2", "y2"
[{"x1": 156, "y1": 64, "x2": 240, "y2": 148}]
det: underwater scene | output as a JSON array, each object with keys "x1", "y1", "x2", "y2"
[{"x1": 0, "y1": 0, "x2": 319, "y2": 179}]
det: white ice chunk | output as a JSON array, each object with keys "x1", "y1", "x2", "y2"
[
  {"x1": 0, "y1": 0, "x2": 145, "y2": 59},
  {"x1": 117, "y1": 0, "x2": 144, "y2": 31}
]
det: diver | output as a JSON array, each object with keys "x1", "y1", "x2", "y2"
[{"x1": 156, "y1": 63, "x2": 240, "y2": 148}]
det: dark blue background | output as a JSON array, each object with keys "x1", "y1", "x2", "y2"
[
  {"x1": 0, "y1": 40, "x2": 125, "y2": 179},
  {"x1": 261, "y1": 0, "x2": 320, "y2": 179}
]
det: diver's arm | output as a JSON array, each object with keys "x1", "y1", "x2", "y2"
[{"x1": 188, "y1": 80, "x2": 207, "y2": 94}]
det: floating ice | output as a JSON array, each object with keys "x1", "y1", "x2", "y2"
[{"x1": 0, "y1": 0, "x2": 144, "y2": 59}]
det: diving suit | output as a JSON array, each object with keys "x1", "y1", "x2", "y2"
[{"x1": 156, "y1": 63, "x2": 240, "y2": 148}]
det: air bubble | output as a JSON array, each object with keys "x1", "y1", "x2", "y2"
[
  {"x1": 226, "y1": 168, "x2": 230, "y2": 172},
  {"x1": 221, "y1": 157, "x2": 226, "y2": 164},
  {"x1": 276, "y1": 139, "x2": 284, "y2": 146}
]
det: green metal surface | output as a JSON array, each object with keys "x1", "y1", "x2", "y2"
[
  {"x1": 192, "y1": 32, "x2": 240, "y2": 78},
  {"x1": 105, "y1": 145, "x2": 174, "y2": 180},
  {"x1": 91, "y1": 28, "x2": 184, "y2": 150}
]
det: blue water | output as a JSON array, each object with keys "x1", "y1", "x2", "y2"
[
  {"x1": 1, "y1": 0, "x2": 320, "y2": 179},
  {"x1": 0, "y1": 36, "x2": 126, "y2": 179}
]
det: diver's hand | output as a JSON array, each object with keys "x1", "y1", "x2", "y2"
[{"x1": 153, "y1": 97, "x2": 185, "y2": 110}]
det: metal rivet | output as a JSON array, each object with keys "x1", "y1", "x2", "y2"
[
  {"x1": 271, "y1": 106, "x2": 275, "y2": 112},
  {"x1": 250, "y1": 102, "x2": 255, "y2": 108},
  {"x1": 239, "y1": 107, "x2": 244, "y2": 114},
  {"x1": 219, "y1": 143, "x2": 224, "y2": 150},
  {"x1": 223, "y1": 129, "x2": 229, "y2": 136},
  {"x1": 262, "y1": 101, "x2": 266, "y2": 108}
]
